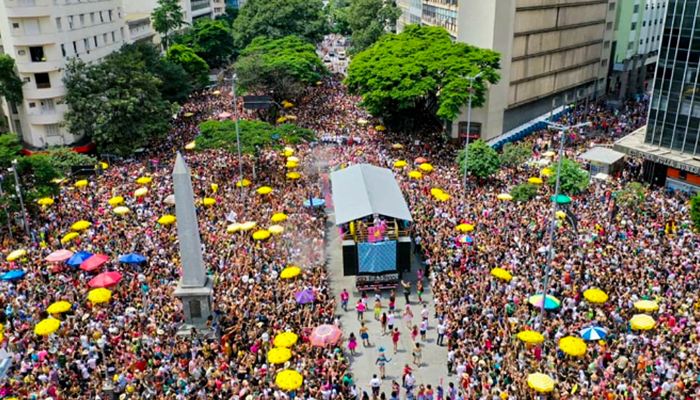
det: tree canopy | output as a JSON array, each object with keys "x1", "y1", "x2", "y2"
[
  {"x1": 345, "y1": 25, "x2": 500, "y2": 131},
  {"x1": 197, "y1": 120, "x2": 315, "y2": 155},
  {"x1": 235, "y1": 36, "x2": 327, "y2": 102},
  {"x1": 325, "y1": 0, "x2": 351, "y2": 35},
  {"x1": 549, "y1": 158, "x2": 590, "y2": 195},
  {"x1": 691, "y1": 195, "x2": 700, "y2": 233},
  {"x1": 121, "y1": 42, "x2": 193, "y2": 103},
  {"x1": 500, "y1": 142, "x2": 533, "y2": 168},
  {"x1": 615, "y1": 182, "x2": 646, "y2": 210},
  {"x1": 0, "y1": 133, "x2": 22, "y2": 170},
  {"x1": 456, "y1": 139, "x2": 501, "y2": 179},
  {"x1": 347, "y1": 0, "x2": 401, "y2": 53},
  {"x1": 510, "y1": 183, "x2": 538, "y2": 202},
  {"x1": 0, "y1": 55, "x2": 23, "y2": 104},
  {"x1": 178, "y1": 20, "x2": 235, "y2": 68},
  {"x1": 232, "y1": 0, "x2": 328, "y2": 49},
  {"x1": 167, "y1": 44, "x2": 210, "y2": 87},
  {"x1": 152, "y1": 0, "x2": 187, "y2": 50},
  {"x1": 63, "y1": 53, "x2": 172, "y2": 156}
]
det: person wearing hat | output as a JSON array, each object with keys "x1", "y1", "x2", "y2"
[{"x1": 375, "y1": 348, "x2": 391, "y2": 379}]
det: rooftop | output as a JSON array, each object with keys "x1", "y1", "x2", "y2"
[{"x1": 614, "y1": 126, "x2": 700, "y2": 175}]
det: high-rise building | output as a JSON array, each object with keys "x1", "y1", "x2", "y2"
[
  {"x1": 397, "y1": 0, "x2": 615, "y2": 141},
  {"x1": 615, "y1": 0, "x2": 700, "y2": 193},
  {"x1": 122, "y1": 0, "x2": 222, "y2": 26},
  {"x1": 0, "y1": 0, "x2": 127, "y2": 148},
  {"x1": 608, "y1": 0, "x2": 666, "y2": 99}
]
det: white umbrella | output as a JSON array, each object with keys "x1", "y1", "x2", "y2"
[{"x1": 164, "y1": 194, "x2": 175, "y2": 205}]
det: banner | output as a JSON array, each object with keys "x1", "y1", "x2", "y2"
[{"x1": 358, "y1": 241, "x2": 396, "y2": 274}]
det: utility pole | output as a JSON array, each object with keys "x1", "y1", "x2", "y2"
[
  {"x1": 460, "y1": 71, "x2": 484, "y2": 207},
  {"x1": 229, "y1": 74, "x2": 245, "y2": 216},
  {"x1": 10, "y1": 160, "x2": 29, "y2": 238}
]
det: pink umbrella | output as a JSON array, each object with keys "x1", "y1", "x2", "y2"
[
  {"x1": 218, "y1": 111, "x2": 232, "y2": 120},
  {"x1": 44, "y1": 249, "x2": 73, "y2": 263},
  {"x1": 309, "y1": 324, "x2": 342, "y2": 347},
  {"x1": 80, "y1": 254, "x2": 110, "y2": 272},
  {"x1": 415, "y1": 157, "x2": 428, "y2": 164},
  {"x1": 88, "y1": 271, "x2": 122, "y2": 288}
]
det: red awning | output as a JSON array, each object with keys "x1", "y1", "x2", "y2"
[{"x1": 80, "y1": 254, "x2": 110, "y2": 272}]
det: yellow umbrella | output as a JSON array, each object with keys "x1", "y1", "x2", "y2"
[
  {"x1": 408, "y1": 171, "x2": 422, "y2": 179},
  {"x1": 269, "y1": 225, "x2": 285, "y2": 235},
  {"x1": 630, "y1": 314, "x2": 655, "y2": 330},
  {"x1": 137, "y1": 177, "x2": 152, "y2": 185},
  {"x1": 113, "y1": 206, "x2": 130, "y2": 215},
  {"x1": 277, "y1": 117, "x2": 288, "y2": 124},
  {"x1": 543, "y1": 151, "x2": 556, "y2": 157},
  {"x1": 456, "y1": 224, "x2": 474, "y2": 232},
  {"x1": 357, "y1": 118, "x2": 368, "y2": 125},
  {"x1": 375, "y1": 125, "x2": 386, "y2": 131},
  {"x1": 528, "y1": 177, "x2": 543, "y2": 185},
  {"x1": 267, "y1": 347, "x2": 292, "y2": 364},
  {"x1": 61, "y1": 232, "x2": 79, "y2": 244},
  {"x1": 490, "y1": 267, "x2": 512, "y2": 282},
  {"x1": 258, "y1": 186, "x2": 273, "y2": 195},
  {"x1": 38, "y1": 197, "x2": 54, "y2": 206},
  {"x1": 430, "y1": 188, "x2": 444, "y2": 197},
  {"x1": 271, "y1": 213, "x2": 288, "y2": 223},
  {"x1": 185, "y1": 141, "x2": 196, "y2": 150},
  {"x1": 213, "y1": 90, "x2": 221, "y2": 95},
  {"x1": 394, "y1": 160, "x2": 407, "y2": 168},
  {"x1": 516, "y1": 330, "x2": 544, "y2": 344},
  {"x1": 236, "y1": 179, "x2": 251, "y2": 187},
  {"x1": 202, "y1": 198, "x2": 217, "y2": 206},
  {"x1": 211, "y1": 183, "x2": 219, "y2": 193},
  {"x1": 556, "y1": 211, "x2": 566, "y2": 219},
  {"x1": 227, "y1": 223, "x2": 243, "y2": 233},
  {"x1": 276, "y1": 370, "x2": 303, "y2": 391},
  {"x1": 75, "y1": 180, "x2": 89, "y2": 188},
  {"x1": 240, "y1": 221, "x2": 257, "y2": 231},
  {"x1": 71, "y1": 220, "x2": 91, "y2": 231},
  {"x1": 280, "y1": 266, "x2": 301, "y2": 279},
  {"x1": 158, "y1": 215, "x2": 176, "y2": 225},
  {"x1": 6, "y1": 249, "x2": 27, "y2": 261},
  {"x1": 273, "y1": 332, "x2": 299, "y2": 347},
  {"x1": 435, "y1": 193, "x2": 450, "y2": 201},
  {"x1": 134, "y1": 187, "x2": 148, "y2": 197},
  {"x1": 497, "y1": 193, "x2": 513, "y2": 201},
  {"x1": 286, "y1": 161, "x2": 299, "y2": 168},
  {"x1": 287, "y1": 172, "x2": 301, "y2": 180},
  {"x1": 527, "y1": 373, "x2": 554, "y2": 393},
  {"x1": 287, "y1": 156, "x2": 300, "y2": 163},
  {"x1": 541, "y1": 168, "x2": 554, "y2": 177},
  {"x1": 583, "y1": 289, "x2": 608, "y2": 304},
  {"x1": 559, "y1": 336, "x2": 587, "y2": 357},
  {"x1": 252, "y1": 230, "x2": 271, "y2": 240},
  {"x1": 419, "y1": 163, "x2": 434, "y2": 172},
  {"x1": 52, "y1": 177, "x2": 67, "y2": 184},
  {"x1": 108, "y1": 196, "x2": 124, "y2": 206},
  {"x1": 284, "y1": 149, "x2": 294, "y2": 157},
  {"x1": 634, "y1": 300, "x2": 659, "y2": 312},
  {"x1": 98, "y1": 162, "x2": 109, "y2": 170},
  {"x1": 392, "y1": 143, "x2": 404, "y2": 149},
  {"x1": 88, "y1": 288, "x2": 112, "y2": 304},
  {"x1": 47, "y1": 301, "x2": 72, "y2": 314},
  {"x1": 34, "y1": 318, "x2": 60, "y2": 336}
]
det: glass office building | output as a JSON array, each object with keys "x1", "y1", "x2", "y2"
[{"x1": 646, "y1": 0, "x2": 700, "y2": 154}]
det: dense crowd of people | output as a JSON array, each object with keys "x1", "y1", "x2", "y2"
[{"x1": 0, "y1": 68, "x2": 696, "y2": 400}]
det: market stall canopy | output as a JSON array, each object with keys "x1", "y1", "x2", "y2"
[
  {"x1": 331, "y1": 164, "x2": 412, "y2": 225},
  {"x1": 579, "y1": 147, "x2": 626, "y2": 165}
]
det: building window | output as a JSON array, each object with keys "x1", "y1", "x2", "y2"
[
  {"x1": 631, "y1": 22, "x2": 637, "y2": 30},
  {"x1": 90, "y1": 12, "x2": 95, "y2": 24},
  {"x1": 100, "y1": 12, "x2": 104, "y2": 23},
  {"x1": 46, "y1": 124, "x2": 61, "y2": 137},
  {"x1": 79, "y1": 14, "x2": 85, "y2": 26},
  {"x1": 633, "y1": 4, "x2": 639, "y2": 13},
  {"x1": 14, "y1": 121, "x2": 22, "y2": 136},
  {"x1": 94, "y1": 36, "x2": 98, "y2": 47},
  {"x1": 73, "y1": 41, "x2": 78, "y2": 54},
  {"x1": 12, "y1": 23, "x2": 20, "y2": 29},
  {"x1": 56, "y1": 17, "x2": 62, "y2": 31},
  {"x1": 609, "y1": 2, "x2": 615, "y2": 10},
  {"x1": 458, "y1": 121, "x2": 481, "y2": 138},
  {"x1": 103, "y1": 33, "x2": 108, "y2": 44},
  {"x1": 108, "y1": 10, "x2": 113, "y2": 21},
  {"x1": 604, "y1": 41, "x2": 610, "y2": 49},
  {"x1": 606, "y1": 22, "x2": 613, "y2": 30},
  {"x1": 601, "y1": 59, "x2": 608, "y2": 68},
  {"x1": 29, "y1": 47, "x2": 45, "y2": 62},
  {"x1": 111, "y1": 31, "x2": 115, "y2": 42},
  {"x1": 68, "y1": 16, "x2": 74, "y2": 29},
  {"x1": 34, "y1": 73, "x2": 50, "y2": 89},
  {"x1": 628, "y1": 42, "x2": 634, "y2": 50},
  {"x1": 120, "y1": 27, "x2": 124, "y2": 40},
  {"x1": 643, "y1": 21, "x2": 646, "y2": 27},
  {"x1": 28, "y1": 102, "x2": 36, "y2": 108},
  {"x1": 40, "y1": 99, "x2": 55, "y2": 112},
  {"x1": 61, "y1": 44, "x2": 66, "y2": 57},
  {"x1": 22, "y1": 77, "x2": 30, "y2": 83},
  {"x1": 84, "y1": 38, "x2": 90, "y2": 53}
]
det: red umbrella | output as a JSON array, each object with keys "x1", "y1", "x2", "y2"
[
  {"x1": 309, "y1": 324, "x2": 342, "y2": 347},
  {"x1": 45, "y1": 249, "x2": 73, "y2": 263},
  {"x1": 80, "y1": 254, "x2": 110, "y2": 272},
  {"x1": 88, "y1": 271, "x2": 122, "y2": 288},
  {"x1": 415, "y1": 157, "x2": 428, "y2": 164}
]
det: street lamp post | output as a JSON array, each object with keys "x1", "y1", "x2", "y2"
[
  {"x1": 228, "y1": 74, "x2": 246, "y2": 216},
  {"x1": 10, "y1": 160, "x2": 29, "y2": 237},
  {"x1": 460, "y1": 72, "x2": 484, "y2": 207},
  {"x1": 97, "y1": 336, "x2": 115, "y2": 400},
  {"x1": 537, "y1": 121, "x2": 591, "y2": 327}
]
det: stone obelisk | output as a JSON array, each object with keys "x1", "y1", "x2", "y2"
[{"x1": 172, "y1": 152, "x2": 214, "y2": 337}]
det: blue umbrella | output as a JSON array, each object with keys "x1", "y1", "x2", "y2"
[
  {"x1": 580, "y1": 326, "x2": 607, "y2": 341},
  {"x1": 1, "y1": 270, "x2": 25, "y2": 281},
  {"x1": 303, "y1": 198, "x2": 325, "y2": 208},
  {"x1": 67, "y1": 251, "x2": 93, "y2": 267},
  {"x1": 118, "y1": 253, "x2": 147, "y2": 264}
]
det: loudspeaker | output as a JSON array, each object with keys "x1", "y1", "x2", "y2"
[
  {"x1": 397, "y1": 237, "x2": 411, "y2": 273},
  {"x1": 342, "y1": 240, "x2": 358, "y2": 276}
]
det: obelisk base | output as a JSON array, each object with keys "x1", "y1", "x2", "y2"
[{"x1": 173, "y1": 276, "x2": 216, "y2": 338}]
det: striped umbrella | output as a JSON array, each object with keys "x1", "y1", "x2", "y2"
[
  {"x1": 309, "y1": 324, "x2": 342, "y2": 347},
  {"x1": 580, "y1": 326, "x2": 607, "y2": 341}
]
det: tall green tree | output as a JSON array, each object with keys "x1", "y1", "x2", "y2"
[
  {"x1": 549, "y1": 158, "x2": 590, "y2": 195},
  {"x1": 0, "y1": 133, "x2": 22, "y2": 170},
  {"x1": 456, "y1": 139, "x2": 501, "y2": 179},
  {"x1": 346, "y1": 25, "x2": 500, "y2": 132},
  {"x1": 121, "y1": 42, "x2": 193, "y2": 103},
  {"x1": 181, "y1": 20, "x2": 236, "y2": 67},
  {"x1": 63, "y1": 54, "x2": 172, "y2": 156},
  {"x1": 510, "y1": 183, "x2": 538, "y2": 202},
  {"x1": 0, "y1": 55, "x2": 24, "y2": 104},
  {"x1": 232, "y1": 0, "x2": 328, "y2": 49},
  {"x1": 152, "y1": 0, "x2": 187, "y2": 50},
  {"x1": 215, "y1": 6, "x2": 239, "y2": 26},
  {"x1": 690, "y1": 195, "x2": 700, "y2": 233},
  {"x1": 167, "y1": 44, "x2": 210, "y2": 87},
  {"x1": 325, "y1": 0, "x2": 351, "y2": 35},
  {"x1": 500, "y1": 142, "x2": 532, "y2": 168},
  {"x1": 197, "y1": 119, "x2": 315, "y2": 154},
  {"x1": 235, "y1": 36, "x2": 327, "y2": 102},
  {"x1": 615, "y1": 182, "x2": 647, "y2": 210},
  {"x1": 347, "y1": 0, "x2": 401, "y2": 53}
]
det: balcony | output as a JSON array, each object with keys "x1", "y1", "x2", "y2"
[
  {"x1": 4, "y1": 0, "x2": 53, "y2": 18},
  {"x1": 10, "y1": 33, "x2": 56, "y2": 47}
]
